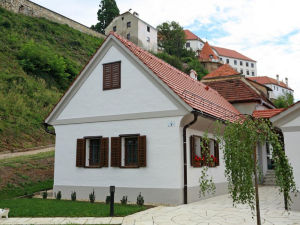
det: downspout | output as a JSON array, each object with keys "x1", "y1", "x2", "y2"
[
  {"x1": 183, "y1": 111, "x2": 198, "y2": 204},
  {"x1": 43, "y1": 123, "x2": 56, "y2": 135}
]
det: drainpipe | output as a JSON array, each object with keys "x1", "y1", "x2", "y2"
[
  {"x1": 182, "y1": 111, "x2": 198, "y2": 204},
  {"x1": 43, "y1": 123, "x2": 56, "y2": 135}
]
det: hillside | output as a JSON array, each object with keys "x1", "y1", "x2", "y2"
[{"x1": 0, "y1": 7, "x2": 104, "y2": 152}]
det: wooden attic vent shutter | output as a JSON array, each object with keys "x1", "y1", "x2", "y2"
[
  {"x1": 138, "y1": 136, "x2": 147, "y2": 167},
  {"x1": 214, "y1": 140, "x2": 220, "y2": 166},
  {"x1": 76, "y1": 139, "x2": 86, "y2": 167},
  {"x1": 100, "y1": 138, "x2": 109, "y2": 167},
  {"x1": 103, "y1": 62, "x2": 120, "y2": 90},
  {"x1": 111, "y1": 137, "x2": 121, "y2": 167},
  {"x1": 190, "y1": 135, "x2": 195, "y2": 167}
]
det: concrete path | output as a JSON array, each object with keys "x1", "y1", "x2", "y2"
[
  {"x1": 122, "y1": 186, "x2": 300, "y2": 225},
  {"x1": 0, "y1": 186, "x2": 299, "y2": 225},
  {"x1": 0, "y1": 146, "x2": 54, "y2": 160}
]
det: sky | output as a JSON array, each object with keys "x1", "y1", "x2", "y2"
[{"x1": 32, "y1": 0, "x2": 300, "y2": 100}]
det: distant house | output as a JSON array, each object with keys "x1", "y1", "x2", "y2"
[
  {"x1": 198, "y1": 41, "x2": 222, "y2": 73},
  {"x1": 45, "y1": 32, "x2": 240, "y2": 205},
  {"x1": 183, "y1": 29, "x2": 257, "y2": 77},
  {"x1": 212, "y1": 46, "x2": 257, "y2": 77},
  {"x1": 184, "y1": 29, "x2": 205, "y2": 53},
  {"x1": 270, "y1": 101, "x2": 300, "y2": 211},
  {"x1": 105, "y1": 11, "x2": 157, "y2": 53},
  {"x1": 248, "y1": 75, "x2": 293, "y2": 100}
]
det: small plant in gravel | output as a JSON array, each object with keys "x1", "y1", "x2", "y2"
[
  {"x1": 89, "y1": 189, "x2": 95, "y2": 203},
  {"x1": 136, "y1": 193, "x2": 144, "y2": 206},
  {"x1": 105, "y1": 196, "x2": 110, "y2": 204},
  {"x1": 71, "y1": 191, "x2": 76, "y2": 201},
  {"x1": 56, "y1": 191, "x2": 62, "y2": 200},
  {"x1": 42, "y1": 190, "x2": 47, "y2": 199},
  {"x1": 120, "y1": 195, "x2": 127, "y2": 205}
]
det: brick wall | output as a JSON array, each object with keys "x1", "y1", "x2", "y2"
[{"x1": 0, "y1": 0, "x2": 105, "y2": 39}]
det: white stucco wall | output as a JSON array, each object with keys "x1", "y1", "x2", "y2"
[
  {"x1": 54, "y1": 116, "x2": 183, "y2": 189},
  {"x1": 221, "y1": 56, "x2": 257, "y2": 77},
  {"x1": 138, "y1": 20, "x2": 157, "y2": 53},
  {"x1": 233, "y1": 102, "x2": 268, "y2": 115},
  {"x1": 186, "y1": 39, "x2": 204, "y2": 52},
  {"x1": 58, "y1": 45, "x2": 178, "y2": 120},
  {"x1": 266, "y1": 84, "x2": 293, "y2": 100}
]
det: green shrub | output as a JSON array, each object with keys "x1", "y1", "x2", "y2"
[
  {"x1": 120, "y1": 196, "x2": 127, "y2": 205},
  {"x1": 136, "y1": 193, "x2": 144, "y2": 206},
  {"x1": 71, "y1": 191, "x2": 76, "y2": 201},
  {"x1": 42, "y1": 191, "x2": 47, "y2": 199},
  {"x1": 89, "y1": 190, "x2": 95, "y2": 203},
  {"x1": 155, "y1": 52, "x2": 183, "y2": 71},
  {"x1": 105, "y1": 196, "x2": 110, "y2": 204},
  {"x1": 56, "y1": 191, "x2": 62, "y2": 200}
]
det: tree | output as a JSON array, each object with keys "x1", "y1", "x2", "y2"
[
  {"x1": 209, "y1": 117, "x2": 297, "y2": 225},
  {"x1": 273, "y1": 93, "x2": 294, "y2": 108},
  {"x1": 157, "y1": 21, "x2": 186, "y2": 57},
  {"x1": 91, "y1": 0, "x2": 119, "y2": 34}
]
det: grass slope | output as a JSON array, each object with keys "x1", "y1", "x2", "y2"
[
  {"x1": 0, "y1": 198, "x2": 147, "y2": 217},
  {"x1": 0, "y1": 7, "x2": 104, "y2": 151},
  {"x1": 0, "y1": 151, "x2": 54, "y2": 200}
]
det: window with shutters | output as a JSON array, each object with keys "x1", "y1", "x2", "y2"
[
  {"x1": 103, "y1": 61, "x2": 121, "y2": 90},
  {"x1": 111, "y1": 135, "x2": 146, "y2": 168},
  {"x1": 190, "y1": 135, "x2": 219, "y2": 168},
  {"x1": 76, "y1": 136, "x2": 109, "y2": 168}
]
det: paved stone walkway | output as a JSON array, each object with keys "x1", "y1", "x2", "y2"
[
  {"x1": 122, "y1": 186, "x2": 300, "y2": 225},
  {"x1": 0, "y1": 186, "x2": 299, "y2": 225}
]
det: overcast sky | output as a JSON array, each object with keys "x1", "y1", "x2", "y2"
[{"x1": 32, "y1": 0, "x2": 300, "y2": 100}]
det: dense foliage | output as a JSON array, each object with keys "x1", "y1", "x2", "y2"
[
  {"x1": 0, "y1": 7, "x2": 103, "y2": 151},
  {"x1": 91, "y1": 0, "x2": 120, "y2": 34},
  {"x1": 215, "y1": 117, "x2": 297, "y2": 213},
  {"x1": 273, "y1": 93, "x2": 294, "y2": 108},
  {"x1": 156, "y1": 21, "x2": 208, "y2": 79}
]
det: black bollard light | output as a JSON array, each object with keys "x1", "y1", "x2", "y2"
[{"x1": 110, "y1": 186, "x2": 115, "y2": 217}]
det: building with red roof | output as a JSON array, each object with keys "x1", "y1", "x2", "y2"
[
  {"x1": 248, "y1": 75, "x2": 293, "y2": 100},
  {"x1": 44, "y1": 32, "x2": 241, "y2": 205},
  {"x1": 184, "y1": 29, "x2": 204, "y2": 53},
  {"x1": 198, "y1": 42, "x2": 222, "y2": 73},
  {"x1": 202, "y1": 64, "x2": 274, "y2": 115}
]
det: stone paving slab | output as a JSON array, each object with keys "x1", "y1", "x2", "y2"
[{"x1": 122, "y1": 186, "x2": 300, "y2": 225}]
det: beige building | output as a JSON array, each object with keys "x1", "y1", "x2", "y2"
[{"x1": 105, "y1": 11, "x2": 157, "y2": 53}]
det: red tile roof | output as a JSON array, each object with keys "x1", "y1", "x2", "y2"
[
  {"x1": 110, "y1": 32, "x2": 240, "y2": 121},
  {"x1": 253, "y1": 108, "x2": 285, "y2": 118},
  {"x1": 212, "y1": 46, "x2": 255, "y2": 62},
  {"x1": 247, "y1": 76, "x2": 293, "y2": 91},
  {"x1": 184, "y1": 30, "x2": 202, "y2": 41},
  {"x1": 203, "y1": 64, "x2": 240, "y2": 79},
  {"x1": 198, "y1": 42, "x2": 219, "y2": 61},
  {"x1": 203, "y1": 78, "x2": 273, "y2": 107}
]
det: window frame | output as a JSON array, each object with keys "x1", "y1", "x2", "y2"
[
  {"x1": 113, "y1": 26, "x2": 116, "y2": 32},
  {"x1": 127, "y1": 21, "x2": 131, "y2": 28},
  {"x1": 147, "y1": 26, "x2": 150, "y2": 32},
  {"x1": 186, "y1": 42, "x2": 190, "y2": 48},
  {"x1": 85, "y1": 137, "x2": 102, "y2": 168},
  {"x1": 103, "y1": 61, "x2": 121, "y2": 91}
]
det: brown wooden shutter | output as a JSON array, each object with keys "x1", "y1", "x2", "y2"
[
  {"x1": 101, "y1": 137, "x2": 109, "y2": 167},
  {"x1": 214, "y1": 140, "x2": 220, "y2": 166},
  {"x1": 103, "y1": 64, "x2": 112, "y2": 90},
  {"x1": 111, "y1": 62, "x2": 120, "y2": 89},
  {"x1": 76, "y1": 139, "x2": 86, "y2": 167},
  {"x1": 111, "y1": 137, "x2": 121, "y2": 167},
  {"x1": 138, "y1": 136, "x2": 146, "y2": 167},
  {"x1": 190, "y1": 135, "x2": 195, "y2": 167}
]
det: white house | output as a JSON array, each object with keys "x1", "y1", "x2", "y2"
[
  {"x1": 183, "y1": 30, "x2": 257, "y2": 77},
  {"x1": 45, "y1": 32, "x2": 241, "y2": 205},
  {"x1": 105, "y1": 11, "x2": 157, "y2": 53},
  {"x1": 184, "y1": 30, "x2": 205, "y2": 53},
  {"x1": 271, "y1": 101, "x2": 300, "y2": 211},
  {"x1": 248, "y1": 75, "x2": 294, "y2": 100}
]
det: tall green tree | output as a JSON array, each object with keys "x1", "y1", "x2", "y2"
[
  {"x1": 273, "y1": 93, "x2": 294, "y2": 108},
  {"x1": 91, "y1": 0, "x2": 120, "y2": 34},
  {"x1": 157, "y1": 21, "x2": 186, "y2": 57}
]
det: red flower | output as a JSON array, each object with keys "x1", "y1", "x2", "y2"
[{"x1": 211, "y1": 155, "x2": 214, "y2": 158}]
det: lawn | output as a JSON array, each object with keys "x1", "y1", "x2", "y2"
[
  {"x1": 0, "y1": 198, "x2": 147, "y2": 217},
  {"x1": 0, "y1": 151, "x2": 54, "y2": 200}
]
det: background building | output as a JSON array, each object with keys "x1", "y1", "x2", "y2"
[
  {"x1": 248, "y1": 75, "x2": 293, "y2": 100},
  {"x1": 105, "y1": 11, "x2": 157, "y2": 53}
]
